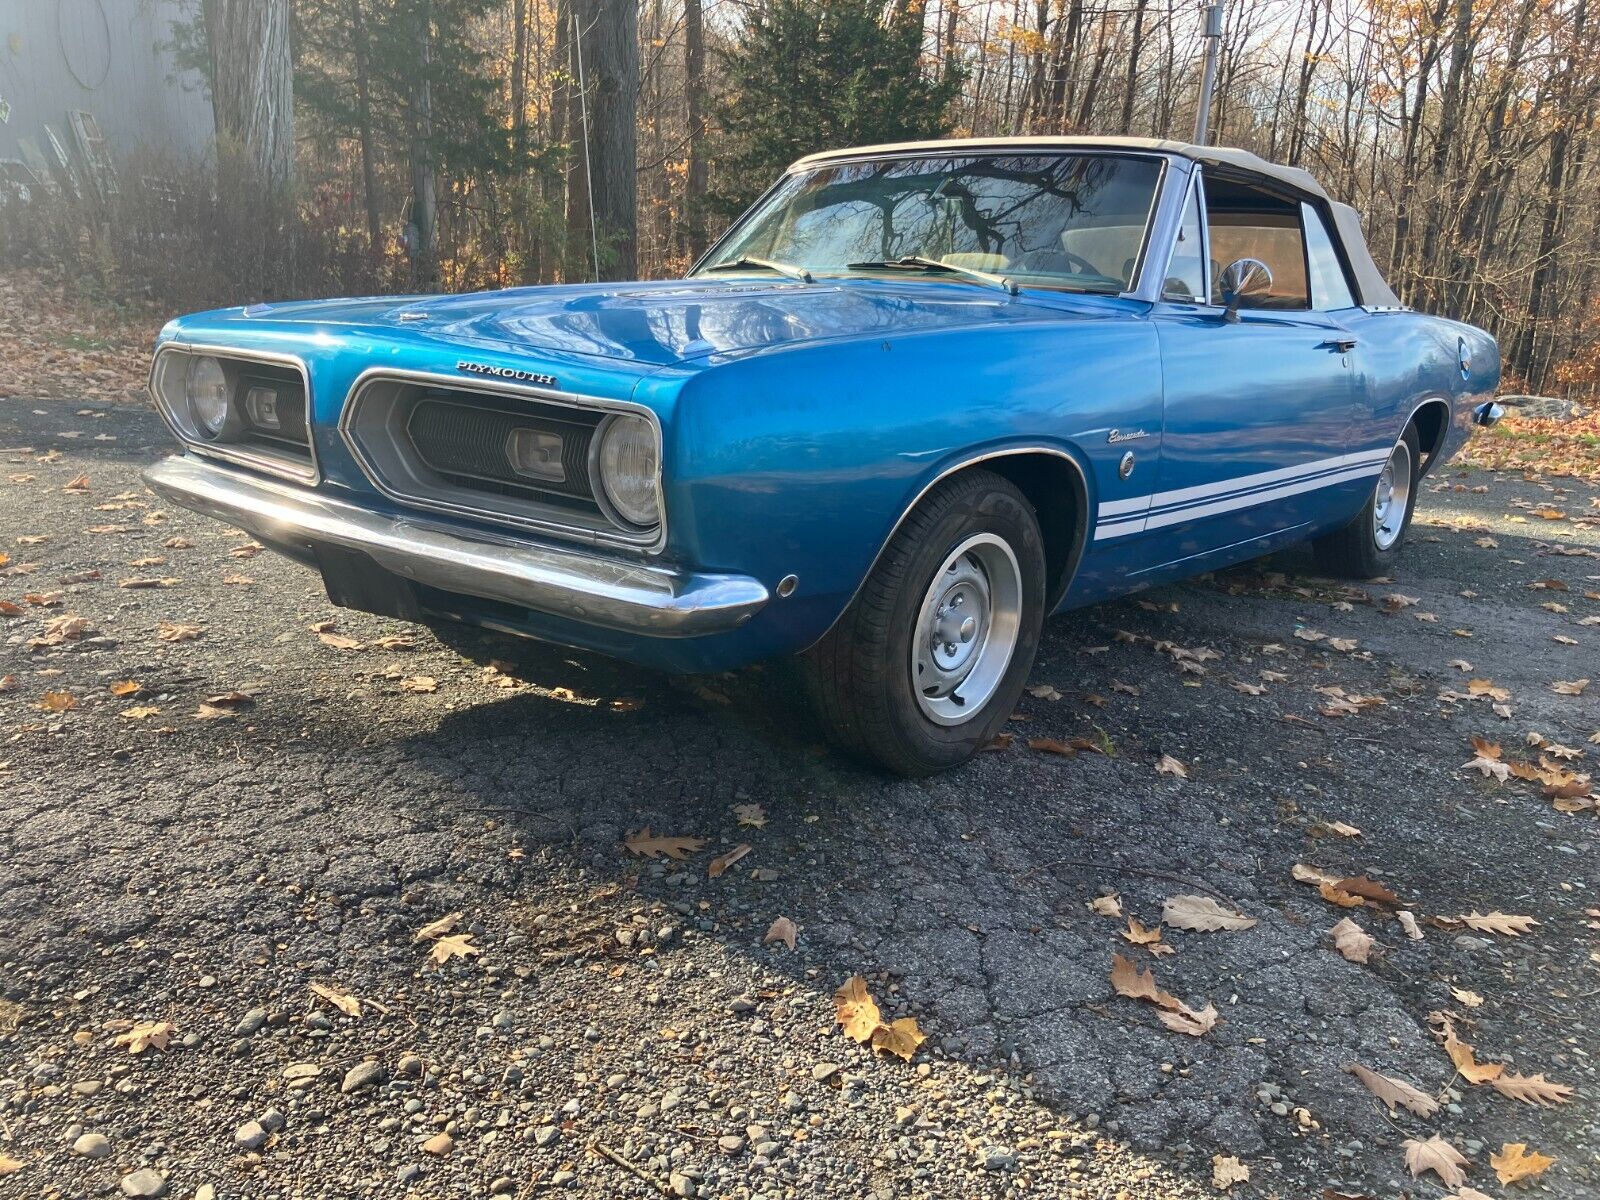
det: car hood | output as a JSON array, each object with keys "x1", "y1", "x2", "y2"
[{"x1": 230, "y1": 278, "x2": 1073, "y2": 368}]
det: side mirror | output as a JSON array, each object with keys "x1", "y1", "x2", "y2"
[{"x1": 1218, "y1": 257, "x2": 1273, "y2": 323}]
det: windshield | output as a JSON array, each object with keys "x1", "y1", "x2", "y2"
[{"x1": 696, "y1": 153, "x2": 1163, "y2": 294}]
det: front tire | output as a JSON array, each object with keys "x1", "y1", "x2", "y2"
[
  {"x1": 1311, "y1": 426, "x2": 1421, "y2": 578},
  {"x1": 803, "y1": 470, "x2": 1047, "y2": 776}
]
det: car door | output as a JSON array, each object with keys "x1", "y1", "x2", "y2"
[{"x1": 1141, "y1": 171, "x2": 1363, "y2": 570}]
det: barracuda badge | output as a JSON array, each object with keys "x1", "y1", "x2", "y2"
[
  {"x1": 457, "y1": 361, "x2": 558, "y2": 388},
  {"x1": 1107, "y1": 428, "x2": 1149, "y2": 443}
]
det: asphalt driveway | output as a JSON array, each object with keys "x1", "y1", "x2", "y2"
[{"x1": 2, "y1": 395, "x2": 1597, "y2": 1199}]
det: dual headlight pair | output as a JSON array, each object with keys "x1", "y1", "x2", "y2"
[
  {"x1": 185, "y1": 353, "x2": 660, "y2": 530},
  {"x1": 184, "y1": 355, "x2": 287, "y2": 439}
]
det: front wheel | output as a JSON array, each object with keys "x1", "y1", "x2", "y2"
[
  {"x1": 1311, "y1": 426, "x2": 1421, "y2": 578},
  {"x1": 803, "y1": 469, "x2": 1047, "y2": 776}
]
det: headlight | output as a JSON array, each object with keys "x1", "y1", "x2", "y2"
[
  {"x1": 186, "y1": 355, "x2": 231, "y2": 437},
  {"x1": 593, "y1": 413, "x2": 660, "y2": 527}
]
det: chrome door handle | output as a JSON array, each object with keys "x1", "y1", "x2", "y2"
[{"x1": 1320, "y1": 336, "x2": 1358, "y2": 352}]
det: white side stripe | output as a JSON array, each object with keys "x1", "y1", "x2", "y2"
[
  {"x1": 1095, "y1": 449, "x2": 1388, "y2": 528},
  {"x1": 1094, "y1": 462, "x2": 1380, "y2": 540}
]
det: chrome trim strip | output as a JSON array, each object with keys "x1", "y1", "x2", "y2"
[
  {"x1": 148, "y1": 342, "x2": 321, "y2": 485},
  {"x1": 143, "y1": 455, "x2": 765, "y2": 637},
  {"x1": 338, "y1": 366, "x2": 667, "y2": 555}
]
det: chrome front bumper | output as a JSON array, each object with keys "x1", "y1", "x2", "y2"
[{"x1": 143, "y1": 456, "x2": 769, "y2": 637}]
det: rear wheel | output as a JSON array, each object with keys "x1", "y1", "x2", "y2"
[
  {"x1": 803, "y1": 470, "x2": 1047, "y2": 776},
  {"x1": 1312, "y1": 426, "x2": 1420, "y2": 578}
]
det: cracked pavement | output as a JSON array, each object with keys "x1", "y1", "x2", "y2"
[{"x1": 2, "y1": 394, "x2": 1597, "y2": 1199}]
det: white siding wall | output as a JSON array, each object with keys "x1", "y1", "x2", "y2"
[{"x1": 0, "y1": 0, "x2": 212, "y2": 166}]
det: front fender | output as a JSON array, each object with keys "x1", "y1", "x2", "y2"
[{"x1": 639, "y1": 315, "x2": 1164, "y2": 652}]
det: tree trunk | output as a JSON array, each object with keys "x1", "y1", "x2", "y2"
[
  {"x1": 566, "y1": 0, "x2": 637, "y2": 280},
  {"x1": 683, "y1": 0, "x2": 708, "y2": 262},
  {"x1": 1419, "y1": 0, "x2": 1474, "y2": 307},
  {"x1": 202, "y1": 0, "x2": 294, "y2": 191},
  {"x1": 1118, "y1": 0, "x2": 1149, "y2": 135},
  {"x1": 409, "y1": 0, "x2": 439, "y2": 289},
  {"x1": 348, "y1": 0, "x2": 382, "y2": 259}
]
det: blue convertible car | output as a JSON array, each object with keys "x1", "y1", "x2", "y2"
[{"x1": 144, "y1": 136, "x2": 1500, "y2": 774}]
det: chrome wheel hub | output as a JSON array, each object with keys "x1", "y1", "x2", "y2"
[
  {"x1": 912, "y1": 534, "x2": 1023, "y2": 726},
  {"x1": 1372, "y1": 440, "x2": 1412, "y2": 551}
]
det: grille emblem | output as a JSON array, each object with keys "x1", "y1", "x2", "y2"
[{"x1": 457, "y1": 360, "x2": 559, "y2": 388}]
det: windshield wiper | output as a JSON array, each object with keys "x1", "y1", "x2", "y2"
[
  {"x1": 847, "y1": 256, "x2": 1018, "y2": 296},
  {"x1": 702, "y1": 256, "x2": 814, "y2": 283}
]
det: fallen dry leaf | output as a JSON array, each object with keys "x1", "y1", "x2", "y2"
[
  {"x1": 413, "y1": 912, "x2": 463, "y2": 942},
  {"x1": 1110, "y1": 953, "x2": 1163, "y2": 1004},
  {"x1": 1347, "y1": 1062, "x2": 1441, "y2": 1117},
  {"x1": 1155, "y1": 753, "x2": 1189, "y2": 778},
  {"x1": 1330, "y1": 917, "x2": 1375, "y2": 963},
  {"x1": 109, "y1": 679, "x2": 141, "y2": 696},
  {"x1": 763, "y1": 916, "x2": 797, "y2": 951},
  {"x1": 870, "y1": 1016, "x2": 927, "y2": 1061},
  {"x1": 833, "y1": 976, "x2": 882, "y2": 1044},
  {"x1": 318, "y1": 631, "x2": 364, "y2": 651},
  {"x1": 115, "y1": 1020, "x2": 176, "y2": 1055},
  {"x1": 157, "y1": 620, "x2": 202, "y2": 642},
  {"x1": 1334, "y1": 876, "x2": 1400, "y2": 906},
  {"x1": 1489, "y1": 1072, "x2": 1575, "y2": 1107},
  {"x1": 1211, "y1": 1154, "x2": 1250, "y2": 1189},
  {"x1": 309, "y1": 982, "x2": 361, "y2": 1018},
  {"x1": 1552, "y1": 678, "x2": 1590, "y2": 695},
  {"x1": 398, "y1": 676, "x2": 438, "y2": 693},
  {"x1": 1402, "y1": 1135, "x2": 1470, "y2": 1188},
  {"x1": 0, "y1": 1154, "x2": 22, "y2": 1174},
  {"x1": 1397, "y1": 910, "x2": 1424, "y2": 941},
  {"x1": 37, "y1": 691, "x2": 76, "y2": 713},
  {"x1": 707, "y1": 843, "x2": 752, "y2": 879},
  {"x1": 1161, "y1": 894, "x2": 1257, "y2": 932},
  {"x1": 1292, "y1": 863, "x2": 1340, "y2": 886},
  {"x1": 732, "y1": 803, "x2": 766, "y2": 828},
  {"x1": 119, "y1": 705, "x2": 161, "y2": 721},
  {"x1": 1122, "y1": 917, "x2": 1164, "y2": 946},
  {"x1": 1458, "y1": 911, "x2": 1539, "y2": 936},
  {"x1": 1157, "y1": 1000, "x2": 1219, "y2": 1037},
  {"x1": 1490, "y1": 1143, "x2": 1554, "y2": 1185},
  {"x1": 428, "y1": 933, "x2": 480, "y2": 965},
  {"x1": 1318, "y1": 880, "x2": 1367, "y2": 908},
  {"x1": 1088, "y1": 894, "x2": 1123, "y2": 918},
  {"x1": 1450, "y1": 986, "x2": 1483, "y2": 1008},
  {"x1": 1444, "y1": 1031, "x2": 1505, "y2": 1084},
  {"x1": 1109, "y1": 953, "x2": 1217, "y2": 1036},
  {"x1": 622, "y1": 827, "x2": 706, "y2": 861}
]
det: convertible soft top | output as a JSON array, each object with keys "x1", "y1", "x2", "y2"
[{"x1": 789, "y1": 136, "x2": 1403, "y2": 309}]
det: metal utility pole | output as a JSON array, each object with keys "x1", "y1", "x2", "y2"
[{"x1": 1192, "y1": 0, "x2": 1224, "y2": 144}]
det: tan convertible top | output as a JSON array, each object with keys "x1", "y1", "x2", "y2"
[{"x1": 788, "y1": 136, "x2": 1402, "y2": 308}]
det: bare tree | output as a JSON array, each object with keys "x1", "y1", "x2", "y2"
[{"x1": 202, "y1": 0, "x2": 295, "y2": 190}]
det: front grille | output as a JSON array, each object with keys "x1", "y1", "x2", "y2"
[
  {"x1": 236, "y1": 371, "x2": 309, "y2": 453},
  {"x1": 405, "y1": 394, "x2": 597, "y2": 503}
]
